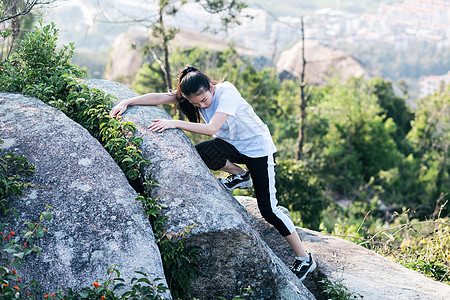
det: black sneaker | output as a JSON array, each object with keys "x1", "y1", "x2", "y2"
[
  {"x1": 218, "y1": 171, "x2": 252, "y2": 192},
  {"x1": 291, "y1": 253, "x2": 316, "y2": 281}
]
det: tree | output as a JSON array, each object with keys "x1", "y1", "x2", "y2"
[
  {"x1": 310, "y1": 77, "x2": 402, "y2": 197},
  {"x1": 295, "y1": 17, "x2": 308, "y2": 161},
  {"x1": 0, "y1": 0, "x2": 37, "y2": 24},
  {"x1": 100, "y1": 0, "x2": 248, "y2": 92},
  {"x1": 1, "y1": 0, "x2": 35, "y2": 60},
  {"x1": 0, "y1": 0, "x2": 54, "y2": 61},
  {"x1": 369, "y1": 77, "x2": 414, "y2": 154},
  {"x1": 406, "y1": 85, "x2": 450, "y2": 215}
]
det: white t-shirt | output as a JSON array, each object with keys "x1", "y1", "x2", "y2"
[{"x1": 200, "y1": 81, "x2": 277, "y2": 158}]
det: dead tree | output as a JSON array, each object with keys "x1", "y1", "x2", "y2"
[{"x1": 295, "y1": 17, "x2": 307, "y2": 161}]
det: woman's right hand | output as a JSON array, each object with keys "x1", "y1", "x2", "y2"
[{"x1": 109, "y1": 100, "x2": 128, "y2": 117}]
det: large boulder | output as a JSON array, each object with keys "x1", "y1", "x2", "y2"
[
  {"x1": 276, "y1": 39, "x2": 378, "y2": 86},
  {"x1": 236, "y1": 196, "x2": 450, "y2": 300},
  {"x1": 104, "y1": 32, "x2": 147, "y2": 86},
  {"x1": 0, "y1": 93, "x2": 168, "y2": 298},
  {"x1": 85, "y1": 79, "x2": 314, "y2": 299}
]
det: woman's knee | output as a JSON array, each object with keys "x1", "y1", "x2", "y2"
[{"x1": 195, "y1": 140, "x2": 227, "y2": 170}]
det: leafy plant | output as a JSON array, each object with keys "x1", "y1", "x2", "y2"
[
  {"x1": 319, "y1": 277, "x2": 363, "y2": 300},
  {"x1": 217, "y1": 286, "x2": 256, "y2": 300},
  {"x1": 274, "y1": 160, "x2": 328, "y2": 230},
  {"x1": 138, "y1": 192, "x2": 200, "y2": 299},
  {"x1": 50, "y1": 265, "x2": 168, "y2": 300},
  {"x1": 0, "y1": 142, "x2": 35, "y2": 203},
  {"x1": 0, "y1": 139, "x2": 54, "y2": 299},
  {"x1": 323, "y1": 199, "x2": 450, "y2": 285}
]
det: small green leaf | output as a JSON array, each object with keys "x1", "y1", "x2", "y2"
[{"x1": 43, "y1": 211, "x2": 53, "y2": 221}]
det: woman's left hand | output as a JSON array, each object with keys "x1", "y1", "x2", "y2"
[{"x1": 148, "y1": 119, "x2": 177, "y2": 132}]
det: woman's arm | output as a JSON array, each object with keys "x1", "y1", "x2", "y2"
[
  {"x1": 109, "y1": 92, "x2": 177, "y2": 117},
  {"x1": 148, "y1": 112, "x2": 228, "y2": 136}
]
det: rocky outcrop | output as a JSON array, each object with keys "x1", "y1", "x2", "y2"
[
  {"x1": 85, "y1": 79, "x2": 314, "y2": 299},
  {"x1": 0, "y1": 93, "x2": 168, "y2": 298},
  {"x1": 104, "y1": 32, "x2": 147, "y2": 86},
  {"x1": 276, "y1": 39, "x2": 378, "y2": 86},
  {"x1": 236, "y1": 196, "x2": 450, "y2": 300}
]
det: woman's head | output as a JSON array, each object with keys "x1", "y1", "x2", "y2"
[
  {"x1": 177, "y1": 66, "x2": 212, "y2": 100},
  {"x1": 176, "y1": 66, "x2": 215, "y2": 122}
]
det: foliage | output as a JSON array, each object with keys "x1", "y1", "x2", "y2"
[
  {"x1": 0, "y1": 0, "x2": 38, "y2": 62},
  {"x1": 50, "y1": 265, "x2": 168, "y2": 300},
  {"x1": 0, "y1": 139, "x2": 54, "y2": 299},
  {"x1": 0, "y1": 21, "x2": 85, "y2": 98},
  {"x1": 135, "y1": 0, "x2": 248, "y2": 91},
  {"x1": 274, "y1": 160, "x2": 328, "y2": 230},
  {"x1": 404, "y1": 87, "x2": 450, "y2": 215},
  {"x1": 0, "y1": 143, "x2": 35, "y2": 202},
  {"x1": 319, "y1": 277, "x2": 363, "y2": 300},
  {"x1": 368, "y1": 78, "x2": 413, "y2": 154},
  {"x1": 322, "y1": 199, "x2": 450, "y2": 285},
  {"x1": 217, "y1": 286, "x2": 256, "y2": 300},
  {"x1": 373, "y1": 210, "x2": 450, "y2": 284},
  {"x1": 139, "y1": 193, "x2": 200, "y2": 299},
  {"x1": 305, "y1": 77, "x2": 402, "y2": 197}
]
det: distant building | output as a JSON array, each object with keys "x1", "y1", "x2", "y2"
[
  {"x1": 419, "y1": 70, "x2": 450, "y2": 98},
  {"x1": 379, "y1": 0, "x2": 450, "y2": 45}
]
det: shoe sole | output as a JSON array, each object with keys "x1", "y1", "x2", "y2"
[
  {"x1": 298, "y1": 259, "x2": 316, "y2": 282},
  {"x1": 221, "y1": 180, "x2": 253, "y2": 192}
]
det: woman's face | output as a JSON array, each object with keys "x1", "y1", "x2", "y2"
[{"x1": 187, "y1": 85, "x2": 214, "y2": 109}]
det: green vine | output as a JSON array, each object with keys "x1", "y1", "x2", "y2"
[{"x1": 0, "y1": 140, "x2": 53, "y2": 298}]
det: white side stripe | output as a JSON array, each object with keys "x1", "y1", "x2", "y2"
[{"x1": 267, "y1": 155, "x2": 295, "y2": 234}]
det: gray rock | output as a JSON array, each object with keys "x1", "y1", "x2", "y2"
[
  {"x1": 85, "y1": 79, "x2": 314, "y2": 299},
  {"x1": 0, "y1": 93, "x2": 169, "y2": 298},
  {"x1": 236, "y1": 196, "x2": 450, "y2": 300}
]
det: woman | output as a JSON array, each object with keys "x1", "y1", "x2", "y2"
[{"x1": 109, "y1": 66, "x2": 316, "y2": 281}]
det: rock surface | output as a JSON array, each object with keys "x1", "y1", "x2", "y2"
[
  {"x1": 104, "y1": 32, "x2": 146, "y2": 85},
  {"x1": 236, "y1": 196, "x2": 450, "y2": 300},
  {"x1": 85, "y1": 79, "x2": 314, "y2": 299},
  {"x1": 0, "y1": 93, "x2": 168, "y2": 298}
]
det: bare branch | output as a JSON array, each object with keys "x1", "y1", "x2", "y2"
[{"x1": 0, "y1": 0, "x2": 38, "y2": 23}]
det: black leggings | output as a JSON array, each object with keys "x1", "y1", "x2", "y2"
[{"x1": 196, "y1": 139, "x2": 295, "y2": 237}]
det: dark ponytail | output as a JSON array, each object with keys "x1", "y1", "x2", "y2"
[{"x1": 176, "y1": 66, "x2": 212, "y2": 123}]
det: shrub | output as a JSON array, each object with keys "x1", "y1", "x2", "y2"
[{"x1": 275, "y1": 160, "x2": 328, "y2": 230}]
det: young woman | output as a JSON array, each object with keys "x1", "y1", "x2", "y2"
[{"x1": 109, "y1": 66, "x2": 316, "y2": 281}]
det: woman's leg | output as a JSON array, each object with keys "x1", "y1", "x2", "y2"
[
  {"x1": 245, "y1": 154, "x2": 308, "y2": 258},
  {"x1": 219, "y1": 159, "x2": 246, "y2": 175},
  {"x1": 285, "y1": 230, "x2": 308, "y2": 258},
  {"x1": 195, "y1": 139, "x2": 240, "y2": 171}
]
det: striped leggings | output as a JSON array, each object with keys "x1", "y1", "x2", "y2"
[{"x1": 195, "y1": 139, "x2": 295, "y2": 237}]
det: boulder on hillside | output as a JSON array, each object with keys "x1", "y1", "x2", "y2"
[
  {"x1": 276, "y1": 39, "x2": 378, "y2": 86},
  {"x1": 236, "y1": 196, "x2": 450, "y2": 300},
  {"x1": 104, "y1": 32, "x2": 147, "y2": 86},
  {"x1": 0, "y1": 93, "x2": 168, "y2": 298},
  {"x1": 85, "y1": 79, "x2": 315, "y2": 300}
]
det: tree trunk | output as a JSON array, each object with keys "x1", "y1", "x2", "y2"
[
  {"x1": 295, "y1": 18, "x2": 306, "y2": 161},
  {"x1": 158, "y1": 7, "x2": 172, "y2": 91}
]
